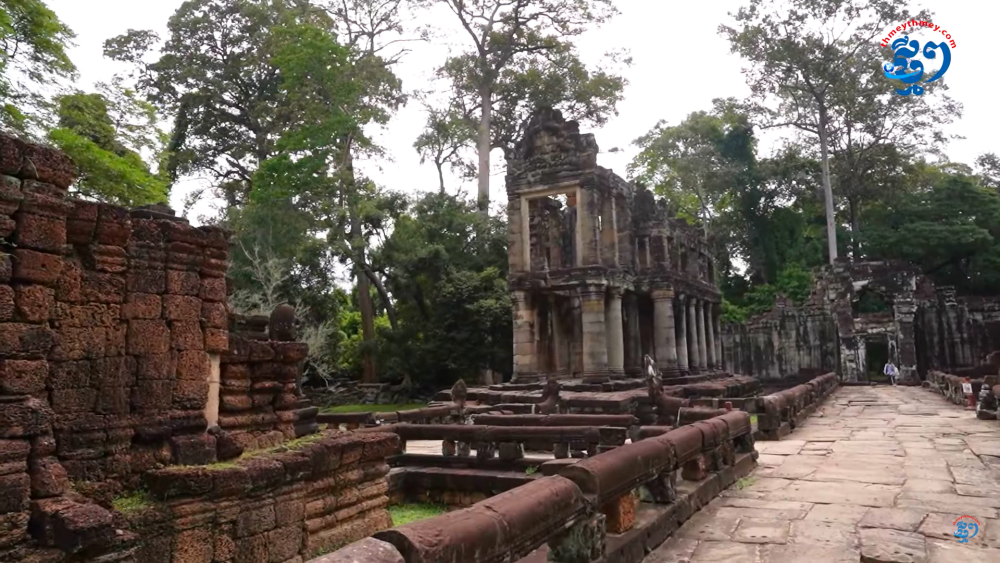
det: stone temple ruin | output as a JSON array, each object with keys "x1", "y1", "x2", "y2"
[
  {"x1": 7, "y1": 108, "x2": 1000, "y2": 563},
  {"x1": 507, "y1": 108, "x2": 722, "y2": 383},
  {"x1": 723, "y1": 259, "x2": 1000, "y2": 385}
]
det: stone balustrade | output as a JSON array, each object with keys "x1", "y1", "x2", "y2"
[
  {"x1": 756, "y1": 372, "x2": 838, "y2": 439},
  {"x1": 316, "y1": 411, "x2": 756, "y2": 563}
]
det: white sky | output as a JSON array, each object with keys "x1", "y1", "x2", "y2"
[{"x1": 47, "y1": 0, "x2": 997, "y2": 226}]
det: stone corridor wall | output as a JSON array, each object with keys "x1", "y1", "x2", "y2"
[{"x1": 721, "y1": 260, "x2": 1000, "y2": 382}]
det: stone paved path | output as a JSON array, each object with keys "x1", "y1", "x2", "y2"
[{"x1": 646, "y1": 385, "x2": 1000, "y2": 562}]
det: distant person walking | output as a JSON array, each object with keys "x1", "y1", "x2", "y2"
[{"x1": 884, "y1": 361, "x2": 898, "y2": 386}]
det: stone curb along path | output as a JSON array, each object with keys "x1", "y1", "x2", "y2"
[{"x1": 644, "y1": 385, "x2": 1000, "y2": 563}]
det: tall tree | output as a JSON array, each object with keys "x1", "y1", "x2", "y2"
[
  {"x1": 48, "y1": 81, "x2": 169, "y2": 206},
  {"x1": 720, "y1": 0, "x2": 917, "y2": 265},
  {"x1": 421, "y1": 0, "x2": 624, "y2": 212},
  {"x1": 104, "y1": 0, "x2": 316, "y2": 207},
  {"x1": 249, "y1": 14, "x2": 406, "y2": 384},
  {"x1": 0, "y1": 0, "x2": 75, "y2": 132},
  {"x1": 976, "y1": 153, "x2": 1000, "y2": 192}
]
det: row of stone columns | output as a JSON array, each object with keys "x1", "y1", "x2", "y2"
[
  {"x1": 652, "y1": 288, "x2": 722, "y2": 373},
  {"x1": 512, "y1": 286, "x2": 722, "y2": 382}
]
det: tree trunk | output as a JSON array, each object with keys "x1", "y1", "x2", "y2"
[
  {"x1": 476, "y1": 86, "x2": 492, "y2": 214},
  {"x1": 437, "y1": 161, "x2": 446, "y2": 194},
  {"x1": 360, "y1": 263, "x2": 398, "y2": 330},
  {"x1": 818, "y1": 106, "x2": 838, "y2": 265},
  {"x1": 849, "y1": 196, "x2": 861, "y2": 259},
  {"x1": 345, "y1": 149, "x2": 378, "y2": 384},
  {"x1": 354, "y1": 232, "x2": 378, "y2": 385}
]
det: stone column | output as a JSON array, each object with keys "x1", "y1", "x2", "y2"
[
  {"x1": 676, "y1": 295, "x2": 689, "y2": 371},
  {"x1": 688, "y1": 297, "x2": 700, "y2": 372},
  {"x1": 624, "y1": 293, "x2": 642, "y2": 376},
  {"x1": 706, "y1": 302, "x2": 717, "y2": 369},
  {"x1": 695, "y1": 299, "x2": 708, "y2": 370},
  {"x1": 512, "y1": 290, "x2": 538, "y2": 382},
  {"x1": 652, "y1": 287, "x2": 678, "y2": 372},
  {"x1": 605, "y1": 287, "x2": 625, "y2": 379},
  {"x1": 580, "y1": 284, "x2": 609, "y2": 382},
  {"x1": 714, "y1": 306, "x2": 723, "y2": 370}
]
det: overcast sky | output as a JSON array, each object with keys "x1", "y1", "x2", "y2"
[{"x1": 47, "y1": 0, "x2": 997, "y2": 225}]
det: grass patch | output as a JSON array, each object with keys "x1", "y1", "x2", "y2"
[
  {"x1": 750, "y1": 414, "x2": 758, "y2": 427},
  {"x1": 525, "y1": 465, "x2": 539, "y2": 475},
  {"x1": 389, "y1": 503, "x2": 447, "y2": 527},
  {"x1": 322, "y1": 403, "x2": 427, "y2": 414},
  {"x1": 735, "y1": 477, "x2": 755, "y2": 490},
  {"x1": 112, "y1": 491, "x2": 153, "y2": 513}
]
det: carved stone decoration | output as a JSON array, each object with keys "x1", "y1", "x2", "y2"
[{"x1": 268, "y1": 303, "x2": 298, "y2": 341}]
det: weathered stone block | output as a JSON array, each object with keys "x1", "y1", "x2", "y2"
[
  {"x1": 171, "y1": 321, "x2": 204, "y2": 350},
  {"x1": 126, "y1": 268, "x2": 166, "y2": 294},
  {"x1": 602, "y1": 494, "x2": 636, "y2": 534},
  {"x1": 237, "y1": 504, "x2": 277, "y2": 538},
  {"x1": 135, "y1": 353, "x2": 174, "y2": 380},
  {"x1": 13, "y1": 212, "x2": 65, "y2": 252},
  {"x1": 235, "y1": 534, "x2": 269, "y2": 563},
  {"x1": 204, "y1": 328, "x2": 229, "y2": 353},
  {"x1": 81, "y1": 271, "x2": 125, "y2": 304},
  {"x1": 29, "y1": 457, "x2": 68, "y2": 498},
  {"x1": 267, "y1": 525, "x2": 303, "y2": 562},
  {"x1": 0, "y1": 398, "x2": 52, "y2": 439},
  {"x1": 127, "y1": 320, "x2": 170, "y2": 355},
  {"x1": 171, "y1": 435, "x2": 217, "y2": 466},
  {"x1": 0, "y1": 323, "x2": 54, "y2": 359},
  {"x1": 66, "y1": 200, "x2": 98, "y2": 244},
  {"x1": 0, "y1": 473, "x2": 29, "y2": 513},
  {"x1": 94, "y1": 385, "x2": 129, "y2": 415},
  {"x1": 93, "y1": 204, "x2": 131, "y2": 246},
  {"x1": 50, "y1": 388, "x2": 98, "y2": 414},
  {"x1": 173, "y1": 380, "x2": 209, "y2": 411},
  {"x1": 0, "y1": 285, "x2": 11, "y2": 321},
  {"x1": 51, "y1": 327, "x2": 105, "y2": 360},
  {"x1": 131, "y1": 380, "x2": 174, "y2": 412},
  {"x1": 175, "y1": 350, "x2": 209, "y2": 381},
  {"x1": 0, "y1": 253, "x2": 11, "y2": 284},
  {"x1": 122, "y1": 292, "x2": 162, "y2": 319},
  {"x1": 173, "y1": 526, "x2": 213, "y2": 563},
  {"x1": 200, "y1": 277, "x2": 226, "y2": 302},
  {"x1": 11, "y1": 249, "x2": 61, "y2": 285},
  {"x1": 164, "y1": 294, "x2": 201, "y2": 321},
  {"x1": 166, "y1": 270, "x2": 200, "y2": 296},
  {"x1": 13, "y1": 285, "x2": 53, "y2": 323},
  {"x1": 20, "y1": 141, "x2": 76, "y2": 189},
  {"x1": 0, "y1": 359, "x2": 47, "y2": 395},
  {"x1": 202, "y1": 301, "x2": 228, "y2": 328}
]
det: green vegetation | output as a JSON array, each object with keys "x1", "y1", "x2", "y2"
[
  {"x1": 525, "y1": 465, "x2": 539, "y2": 475},
  {"x1": 735, "y1": 477, "x2": 755, "y2": 491},
  {"x1": 111, "y1": 491, "x2": 153, "y2": 514},
  {"x1": 388, "y1": 503, "x2": 448, "y2": 527},
  {"x1": 322, "y1": 403, "x2": 427, "y2": 414},
  {"x1": 1, "y1": 0, "x2": 994, "y2": 397}
]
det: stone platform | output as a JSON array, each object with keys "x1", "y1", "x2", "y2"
[{"x1": 645, "y1": 385, "x2": 1000, "y2": 562}]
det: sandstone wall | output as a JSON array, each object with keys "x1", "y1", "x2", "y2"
[
  {"x1": 0, "y1": 134, "x2": 352, "y2": 562},
  {"x1": 129, "y1": 432, "x2": 399, "y2": 563},
  {"x1": 721, "y1": 297, "x2": 839, "y2": 381}
]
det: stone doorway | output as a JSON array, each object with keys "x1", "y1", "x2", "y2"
[{"x1": 866, "y1": 339, "x2": 890, "y2": 382}]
